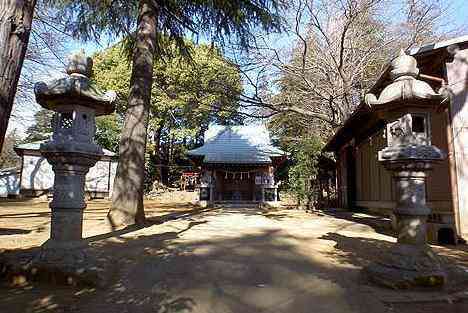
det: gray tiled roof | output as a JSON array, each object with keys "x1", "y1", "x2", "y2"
[
  {"x1": 187, "y1": 125, "x2": 286, "y2": 164},
  {"x1": 15, "y1": 140, "x2": 117, "y2": 157}
]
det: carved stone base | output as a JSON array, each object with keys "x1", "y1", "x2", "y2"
[
  {"x1": 364, "y1": 244, "x2": 446, "y2": 289},
  {"x1": 35, "y1": 239, "x2": 88, "y2": 265},
  {"x1": 1, "y1": 245, "x2": 106, "y2": 287},
  {"x1": 25, "y1": 240, "x2": 104, "y2": 287}
]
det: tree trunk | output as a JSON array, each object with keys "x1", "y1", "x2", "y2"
[
  {"x1": 108, "y1": 0, "x2": 157, "y2": 227},
  {"x1": 154, "y1": 124, "x2": 162, "y2": 182},
  {"x1": 0, "y1": 0, "x2": 36, "y2": 151}
]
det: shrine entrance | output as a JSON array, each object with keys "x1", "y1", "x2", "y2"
[
  {"x1": 186, "y1": 125, "x2": 287, "y2": 206},
  {"x1": 214, "y1": 169, "x2": 258, "y2": 202}
]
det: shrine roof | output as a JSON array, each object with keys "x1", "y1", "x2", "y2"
[{"x1": 187, "y1": 125, "x2": 286, "y2": 164}]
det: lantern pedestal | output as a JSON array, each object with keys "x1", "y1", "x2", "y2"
[
  {"x1": 365, "y1": 244, "x2": 446, "y2": 289},
  {"x1": 365, "y1": 159, "x2": 446, "y2": 289},
  {"x1": 33, "y1": 151, "x2": 100, "y2": 268},
  {"x1": 23, "y1": 50, "x2": 117, "y2": 286},
  {"x1": 364, "y1": 159, "x2": 448, "y2": 289},
  {"x1": 362, "y1": 50, "x2": 449, "y2": 289}
]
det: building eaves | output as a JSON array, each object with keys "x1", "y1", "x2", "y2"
[{"x1": 323, "y1": 35, "x2": 468, "y2": 153}]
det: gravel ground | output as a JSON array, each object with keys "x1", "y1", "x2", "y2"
[{"x1": 1, "y1": 195, "x2": 468, "y2": 313}]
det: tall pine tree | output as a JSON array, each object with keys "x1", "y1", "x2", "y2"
[
  {"x1": 0, "y1": 0, "x2": 37, "y2": 152},
  {"x1": 49, "y1": 0, "x2": 284, "y2": 227}
]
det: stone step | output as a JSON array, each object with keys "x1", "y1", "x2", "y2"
[{"x1": 213, "y1": 202, "x2": 260, "y2": 208}]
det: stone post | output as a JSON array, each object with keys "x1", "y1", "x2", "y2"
[
  {"x1": 33, "y1": 50, "x2": 116, "y2": 268},
  {"x1": 38, "y1": 149, "x2": 102, "y2": 264},
  {"x1": 209, "y1": 185, "x2": 214, "y2": 204},
  {"x1": 390, "y1": 163, "x2": 431, "y2": 246},
  {"x1": 364, "y1": 50, "x2": 448, "y2": 289},
  {"x1": 366, "y1": 156, "x2": 446, "y2": 289}
]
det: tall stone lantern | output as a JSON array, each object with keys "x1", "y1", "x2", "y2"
[
  {"x1": 34, "y1": 51, "x2": 116, "y2": 266},
  {"x1": 364, "y1": 50, "x2": 448, "y2": 289}
]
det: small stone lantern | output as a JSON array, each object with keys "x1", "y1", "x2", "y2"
[
  {"x1": 33, "y1": 51, "x2": 116, "y2": 266},
  {"x1": 199, "y1": 170, "x2": 213, "y2": 207},
  {"x1": 364, "y1": 50, "x2": 448, "y2": 289}
]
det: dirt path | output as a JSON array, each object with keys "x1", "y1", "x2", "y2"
[{"x1": 1, "y1": 200, "x2": 468, "y2": 312}]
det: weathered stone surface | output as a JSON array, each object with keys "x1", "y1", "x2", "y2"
[
  {"x1": 34, "y1": 50, "x2": 116, "y2": 115},
  {"x1": 365, "y1": 50, "x2": 446, "y2": 109},
  {"x1": 28, "y1": 51, "x2": 116, "y2": 285},
  {"x1": 364, "y1": 49, "x2": 448, "y2": 289},
  {"x1": 365, "y1": 245, "x2": 446, "y2": 289}
]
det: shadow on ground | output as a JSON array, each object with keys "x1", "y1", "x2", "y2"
[
  {"x1": 0, "y1": 209, "x2": 379, "y2": 313},
  {"x1": 0, "y1": 228, "x2": 32, "y2": 235},
  {"x1": 318, "y1": 208, "x2": 396, "y2": 237},
  {"x1": 2, "y1": 207, "x2": 468, "y2": 313}
]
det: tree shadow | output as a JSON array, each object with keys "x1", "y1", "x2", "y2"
[
  {"x1": 0, "y1": 224, "x2": 383, "y2": 313},
  {"x1": 320, "y1": 232, "x2": 468, "y2": 292},
  {"x1": 3, "y1": 207, "x2": 468, "y2": 313},
  {"x1": 206, "y1": 206, "x2": 299, "y2": 222},
  {"x1": 0, "y1": 228, "x2": 31, "y2": 235},
  {"x1": 319, "y1": 208, "x2": 396, "y2": 238},
  {"x1": 91, "y1": 206, "x2": 216, "y2": 243},
  {"x1": 0, "y1": 212, "x2": 51, "y2": 219},
  {"x1": 319, "y1": 232, "x2": 393, "y2": 268}
]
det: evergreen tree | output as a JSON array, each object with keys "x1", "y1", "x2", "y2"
[
  {"x1": 286, "y1": 136, "x2": 323, "y2": 209},
  {"x1": 0, "y1": 130, "x2": 21, "y2": 169},
  {"x1": 48, "y1": 0, "x2": 283, "y2": 226},
  {"x1": 92, "y1": 41, "x2": 243, "y2": 186},
  {"x1": 0, "y1": 0, "x2": 36, "y2": 152},
  {"x1": 23, "y1": 108, "x2": 54, "y2": 143}
]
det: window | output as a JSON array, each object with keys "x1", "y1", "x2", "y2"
[
  {"x1": 59, "y1": 112, "x2": 74, "y2": 129},
  {"x1": 412, "y1": 115, "x2": 425, "y2": 133},
  {"x1": 411, "y1": 113, "x2": 431, "y2": 145}
]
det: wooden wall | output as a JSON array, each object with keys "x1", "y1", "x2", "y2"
[
  {"x1": 446, "y1": 47, "x2": 468, "y2": 237},
  {"x1": 355, "y1": 129, "x2": 393, "y2": 205},
  {"x1": 337, "y1": 148, "x2": 348, "y2": 208},
  {"x1": 426, "y1": 110, "x2": 451, "y2": 205},
  {"x1": 353, "y1": 111, "x2": 452, "y2": 215}
]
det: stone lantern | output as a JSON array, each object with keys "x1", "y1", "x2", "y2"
[
  {"x1": 364, "y1": 50, "x2": 448, "y2": 289},
  {"x1": 33, "y1": 51, "x2": 116, "y2": 267},
  {"x1": 199, "y1": 170, "x2": 213, "y2": 207}
]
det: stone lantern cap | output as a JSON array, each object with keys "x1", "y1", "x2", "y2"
[
  {"x1": 34, "y1": 50, "x2": 116, "y2": 115},
  {"x1": 365, "y1": 50, "x2": 446, "y2": 110},
  {"x1": 378, "y1": 144, "x2": 445, "y2": 162}
]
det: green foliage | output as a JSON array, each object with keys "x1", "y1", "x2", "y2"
[
  {"x1": 47, "y1": 0, "x2": 284, "y2": 58},
  {"x1": 286, "y1": 136, "x2": 323, "y2": 207},
  {"x1": 95, "y1": 114, "x2": 122, "y2": 152},
  {"x1": 92, "y1": 41, "x2": 244, "y2": 186},
  {"x1": 0, "y1": 130, "x2": 21, "y2": 169},
  {"x1": 23, "y1": 109, "x2": 54, "y2": 143}
]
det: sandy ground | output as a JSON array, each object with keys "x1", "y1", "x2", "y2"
[{"x1": 1, "y1": 192, "x2": 468, "y2": 313}]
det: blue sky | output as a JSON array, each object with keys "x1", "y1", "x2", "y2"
[
  {"x1": 7, "y1": 0, "x2": 468, "y2": 136},
  {"x1": 453, "y1": 0, "x2": 467, "y2": 27}
]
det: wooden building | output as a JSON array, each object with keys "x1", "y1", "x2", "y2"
[
  {"x1": 13, "y1": 141, "x2": 118, "y2": 199},
  {"x1": 324, "y1": 36, "x2": 468, "y2": 242},
  {"x1": 187, "y1": 125, "x2": 287, "y2": 206},
  {"x1": 0, "y1": 168, "x2": 20, "y2": 198}
]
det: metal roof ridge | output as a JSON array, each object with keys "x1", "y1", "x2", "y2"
[
  {"x1": 323, "y1": 34, "x2": 468, "y2": 152},
  {"x1": 408, "y1": 34, "x2": 468, "y2": 55}
]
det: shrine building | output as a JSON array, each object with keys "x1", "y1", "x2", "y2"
[
  {"x1": 187, "y1": 124, "x2": 287, "y2": 206},
  {"x1": 323, "y1": 35, "x2": 468, "y2": 244}
]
